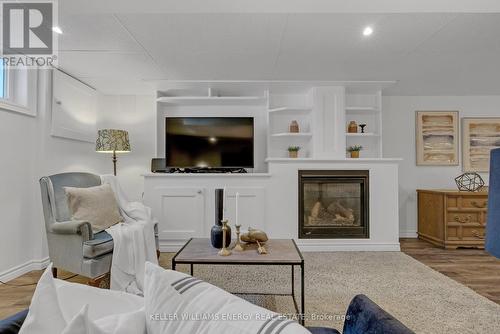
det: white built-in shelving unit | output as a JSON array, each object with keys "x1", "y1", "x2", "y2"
[
  {"x1": 345, "y1": 89, "x2": 383, "y2": 158},
  {"x1": 156, "y1": 87, "x2": 266, "y2": 105},
  {"x1": 155, "y1": 81, "x2": 393, "y2": 168},
  {"x1": 266, "y1": 90, "x2": 314, "y2": 159}
]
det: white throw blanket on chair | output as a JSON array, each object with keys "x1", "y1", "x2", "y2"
[{"x1": 101, "y1": 175, "x2": 158, "y2": 295}]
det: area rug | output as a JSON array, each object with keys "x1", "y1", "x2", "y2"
[{"x1": 159, "y1": 251, "x2": 500, "y2": 333}]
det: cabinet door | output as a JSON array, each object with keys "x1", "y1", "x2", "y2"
[
  {"x1": 224, "y1": 187, "x2": 266, "y2": 231},
  {"x1": 153, "y1": 187, "x2": 206, "y2": 240}
]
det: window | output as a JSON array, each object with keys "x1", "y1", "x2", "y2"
[
  {"x1": 0, "y1": 62, "x2": 5, "y2": 99},
  {"x1": 0, "y1": 65, "x2": 37, "y2": 116}
]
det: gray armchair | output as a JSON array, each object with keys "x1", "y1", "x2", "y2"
[{"x1": 39, "y1": 172, "x2": 159, "y2": 287}]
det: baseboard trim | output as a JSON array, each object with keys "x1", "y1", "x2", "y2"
[
  {"x1": 160, "y1": 240, "x2": 401, "y2": 253},
  {"x1": 159, "y1": 240, "x2": 191, "y2": 253},
  {"x1": 0, "y1": 257, "x2": 50, "y2": 282},
  {"x1": 295, "y1": 242, "x2": 401, "y2": 252},
  {"x1": 399, "y1": 230, "x2": 418, "y2": 238}
]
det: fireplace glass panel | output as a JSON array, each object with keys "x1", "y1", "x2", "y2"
[
  {"x1": 304, "y1": 182, "x2": 361, "y2": 227},
  {"x1": 299, "y1": 170, "x2": 369, "y2": 239}
]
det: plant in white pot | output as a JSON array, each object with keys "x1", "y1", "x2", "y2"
[
  {"x1": 288, "y1": 146, "x2": 301, "y2": 158},
  {"x1": 347, "y1": 145, "x2": 363, "y2": 158}
]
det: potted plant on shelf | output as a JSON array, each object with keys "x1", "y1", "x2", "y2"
[
  {"x1": 288, "y1": 146, "x2": 301, "y2": 158},
  {"x1": 347, "y1": 145, "x2": 363, "y2": 158}
]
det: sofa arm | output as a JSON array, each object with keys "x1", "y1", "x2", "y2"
[
  {"x1": 50, "y1": 220, "x2": 93, "y2": 241},
  {"x1": 0, "y1": 309, "x2": 28, "y2": 334},
  {"x1": 343, "y1": 294, "x2": 414, "y2": 334}
]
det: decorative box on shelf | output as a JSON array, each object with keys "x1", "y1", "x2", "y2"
[{"x1": 417, "y1": 189, "x2": 489, "y2": 249}]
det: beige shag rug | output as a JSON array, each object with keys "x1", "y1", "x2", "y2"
[{"x1": 160, "y1": 252, "x2": 500, "y2": 333}]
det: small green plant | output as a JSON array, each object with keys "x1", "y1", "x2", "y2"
[
  {"x1": 347, "y1": 145, "x2": 363, "y2": 152},
  {"x1": 288, "y1": 146, "x2": 301, "y2": 152}
]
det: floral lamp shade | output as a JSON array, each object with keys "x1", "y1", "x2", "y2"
[{"x1": 96, "y1": 129, "x2": 131, "y2": 153}]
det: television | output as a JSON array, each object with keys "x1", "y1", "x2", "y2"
[{"x1": 165, "y1": 117, "x2": 254, "y2": 168}]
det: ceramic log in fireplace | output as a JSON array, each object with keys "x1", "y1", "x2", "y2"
[{"x1": 298, "y1": 170, "x2": 369, "y2": 239}]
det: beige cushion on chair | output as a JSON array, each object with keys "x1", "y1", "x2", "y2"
[{"x1": 64, "y1": 184, "x2": 123, "y2": 233}]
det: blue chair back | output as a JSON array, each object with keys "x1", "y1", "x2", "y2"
[{"x1": 486, "y1": 148, "x2": 500, "y2": 258}]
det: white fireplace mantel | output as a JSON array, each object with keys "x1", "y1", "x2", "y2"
[{"x1": 144, "y1": 159, "x2": 400, "y2": 252}]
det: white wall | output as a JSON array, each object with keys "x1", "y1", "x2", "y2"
[
  {"x1": 0, "y1": 94, "x2": 39, "y2": 279},
  {"x1": 98, "y1": 95, "x2": 156, "y2": 201},
  {"x1": 0, "y1": 70, "x2": 105, "y2": 281},
  {"x1": 382, "y1": 95, "x2": 500, "y2": 237}
]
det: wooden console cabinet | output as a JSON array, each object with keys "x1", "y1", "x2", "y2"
[{"x1": 417, "y1": 189, "x2": 488, "y2": 249}]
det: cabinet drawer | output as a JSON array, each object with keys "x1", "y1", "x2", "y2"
[
  {"x1": 447, "y1": 212, "x2": 482, "y2": 225},
  {"x1": 447, "y1": 225, "x2": 485, "y2": 241},
  {"x1": 460, "y1": 196, "x2": 488, "y2": 210}
]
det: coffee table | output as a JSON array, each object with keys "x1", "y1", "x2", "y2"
[{"x1": 172, "y1": 238, "x2": 305, "y2": 325}]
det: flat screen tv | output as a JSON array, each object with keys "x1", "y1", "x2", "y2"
[{"x1": 165, "y1": 117, "x2": 254, "y2": 168}]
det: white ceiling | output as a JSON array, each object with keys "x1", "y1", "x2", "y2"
[{"x1": 56, "y1": 12, "x2": 500, "y2": 95}]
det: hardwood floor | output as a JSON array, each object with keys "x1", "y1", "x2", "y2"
[
  {"x1": 0, "y1": 269, "x2": 88, "y2": 319},
  {"x1": 1, "y1": 239, "x2": 499, "y2": 320},
  {"x1": 400, "y1": 238, "x2": 500, "y2": 305}
]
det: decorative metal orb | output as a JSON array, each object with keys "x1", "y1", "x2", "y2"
[{"x1": 455, "y1": 172, "x2": 485, "y2": 192}]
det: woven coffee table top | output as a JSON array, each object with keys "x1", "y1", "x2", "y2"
[{"x1": 173, "y1": 238, "x2": 303, "y2": 264}]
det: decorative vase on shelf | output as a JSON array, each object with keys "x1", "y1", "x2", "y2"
[
  {"x1": 289, "y1": 151, "x2": 298, "y2": 158},
  {"x1": 210, "y1": 188, "x2": 231, "y2": 248},
  {"x1": 348, "y1": 121, "x2": 358, "y2": 133},
  {"x1": 350, "y1": 151, "x2": 360, "y2": 158},
  {"x1": 359, "y1": 124, "x2": 366, "y2": 133},
  {"x1": 289, "y1": 120, "x2": 300, "y2": 133}
]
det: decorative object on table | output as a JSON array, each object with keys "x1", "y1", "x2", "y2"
[
  {"x1": 233, "y1": 224, "x2": 245, "y2": 251},
  {"x1": 96, "y1": 129, "x2": 131, "y2": 176},
  {"x1": 359, "y1": 123, "x2": 367, "y2": 133},
  {"x1": 415, "y1": 111, "x2": 459, "y2": 166},
  {"x1": 462, "y1": 117, "x2": 500, "y2": 172},
  {"x1": 288, "y1": 146, "x2": 300, "y2": 158},
  {"x1": 240, "y1": 227, "x2": 269, "y2": 243},
  {"x1": 232, "y1": 192, "x2": 245, "y2": 251},
  {"x1": 348, "y1": 120, "x2": 358, "y2": 133},
  {"x1": 256, "y1": 240, "x2": 268, "y2": 254},
  {"x1": 218, "y1": 220, "x2": 232, "y2": 256},
  {"x1": 289, "y1": 120, "x2": 300, "y2": 133},
  {"x1": 455, "y1": 172, "x2": 485, "y2": 192},
  {"x1": 347, "y1": 145, "x2": 363, "y2": 158},
  {"x1": 211, "y1": 188, "x2": 231, "y2": 248}
]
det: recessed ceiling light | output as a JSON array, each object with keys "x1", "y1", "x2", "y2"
[
  {"x1": 362, "y1": 26, "x2": 373, "y2": 37},
  {"x1": 52, "y1": 26, "x2": 63, "y2": 34}
]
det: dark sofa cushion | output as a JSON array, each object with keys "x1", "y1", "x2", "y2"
[
  {"x1": 343, "y1": 295, "x2": 414, "y2": 334},
  {"x1": 0, "y1": 309, "x2": 28, "y2": 334}
]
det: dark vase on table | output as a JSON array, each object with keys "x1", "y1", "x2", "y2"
[{"x1": 211, "y1": 188, "x2": 231, "y2": 248}]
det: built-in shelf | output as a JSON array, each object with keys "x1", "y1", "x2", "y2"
[
  {"x1": 346, "y1": 133, "x2": 379, "y2": 137},
  {"x1": 268, "y1": 107, "x2": 312, "y2": 113},
  {"x1": 157, "y1": 96, "x2": 266, "y2": 105},
  {"x1": 143, "y1": 173, "x2": 272, "y2": 177},
  {"x1": 345, "y1": 106, "x2": 379, "y2": 112},
  {"x1": 271, "y1": 132, "x2": 313, "y2": 138}
]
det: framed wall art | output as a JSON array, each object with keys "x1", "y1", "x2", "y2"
[
  {"x1": 462, "y1": 117, "x2": 500, "y2": 172},
  {"x1": 416, "y1": 111, "x2": 459, "y2": 166}
]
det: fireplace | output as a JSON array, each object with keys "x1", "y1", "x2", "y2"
[{"x1": 298, "y1": 170, "x2": 369, "y2": 239}]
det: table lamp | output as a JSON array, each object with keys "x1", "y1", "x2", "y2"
[{"x1": 96, "y1": 129, "x2": 131, "y2": 176}]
